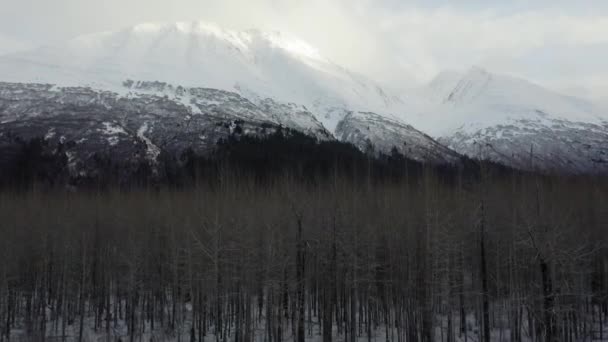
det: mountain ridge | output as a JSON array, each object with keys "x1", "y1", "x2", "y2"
[
  {"x1": 1, "y1": 22, "x2": 607, "y2": 173},
  {"x1": 414, "y1": 66, "x2": 608, "y2": 172}
]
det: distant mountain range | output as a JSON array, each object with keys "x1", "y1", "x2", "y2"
[
  {"x1": 412, "y1": 67, "x2": 608, "y2": 172},
  {"x1": 1, "y1": 21, "x2": 607, "y2": 176}
]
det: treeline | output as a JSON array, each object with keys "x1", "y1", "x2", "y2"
[
  {"x1": 0, "y1": 165, "x2": 606, "y2": 341},
  {"x1": 0, "y1": 130, "x2": 513, "y2": 190}
]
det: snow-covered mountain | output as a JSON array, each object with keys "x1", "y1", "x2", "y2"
[
  {"x1": 410, "y1": 67, "x2": 608, "y2": 173},
  {"x1": 2, "y1": 22, "x2": 607, "y2": 174},
  {"x1": 0, "y1": 22, "x2": 406, "y2": 130},
  {"x1": 0, "y1": 21, "x2": 456, "y2": 176}
]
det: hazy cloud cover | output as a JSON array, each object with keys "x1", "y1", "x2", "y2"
[
  {"x1": 0, "y1": 33, "x2": 31, "y2": 55},
  {"x1": 0, "y1": 0, "x2": 607, "y2": 101}
]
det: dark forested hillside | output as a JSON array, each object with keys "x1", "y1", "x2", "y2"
[
  {"x1": 0, "y1": 158, "x2": 606, "y2": 341},
  {"x1": 0, "y1": 130, "x2": 516, "y2": 190}
]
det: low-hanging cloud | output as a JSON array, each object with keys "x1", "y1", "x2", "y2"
[{"x1": 1, "y1": 0, "x2": 607, "y2": 100}]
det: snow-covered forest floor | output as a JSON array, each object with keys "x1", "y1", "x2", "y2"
[{"x1": 7, "y1": 308, "x2": 608, "y2": 341}]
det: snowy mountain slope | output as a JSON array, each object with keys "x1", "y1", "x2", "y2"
[
  {"x1": 0, "y1": 22, "x2": 403, "y2": 131},
  {"x1": 336, "y1": 111, "x2": 461, "y2": 164},
  {"x1": 0, "y1": 81, "x2": 331, "y2": 177},
  {"x1": 0, "y1": 21, "x2": 458, "y2": 166},
  {"x1": 412, "y1": 67, "x2": 608, "y2": 172},
  {"x1": 120, "y1": 80, "x2": 332, "y2": 140}
]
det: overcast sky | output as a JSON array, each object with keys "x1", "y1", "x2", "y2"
[{"x1": 1, "y1": 0, "x2": 607, "y2": 102}]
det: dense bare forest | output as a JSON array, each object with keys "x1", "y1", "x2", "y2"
[{"x1": 0, "y1": 136, "x2": 607, "y2": 342}]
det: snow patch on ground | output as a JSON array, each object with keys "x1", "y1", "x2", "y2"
[
  {"x1": 44, "y1": 128, "x2": 56, "y2": 140},
  {"x1": 101, "y1": 122, "x2": 127, "y2": 135},
  {"x1": 100, "y1": 122, "x2": 127, "y2": 146}
]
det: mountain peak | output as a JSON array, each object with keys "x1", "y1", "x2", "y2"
[
  {"x1": 113, "y1": 21, "x2": 326, "y2": 63},
  {"x1": 434, "y1": 66, "x2": 492, "y2": 104},
  {"x1": 466, "y1": 65, "x2": 491, "y2": 77},
  {"x1": 243, "y1": 28, "x2": 325, "y2": 62},
  {"x1": 0, "y1": 20, "x2": 402, "y2": 132},
  {"x1": 127, "y1": 21, "x2": 230, "y2": 36}
]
